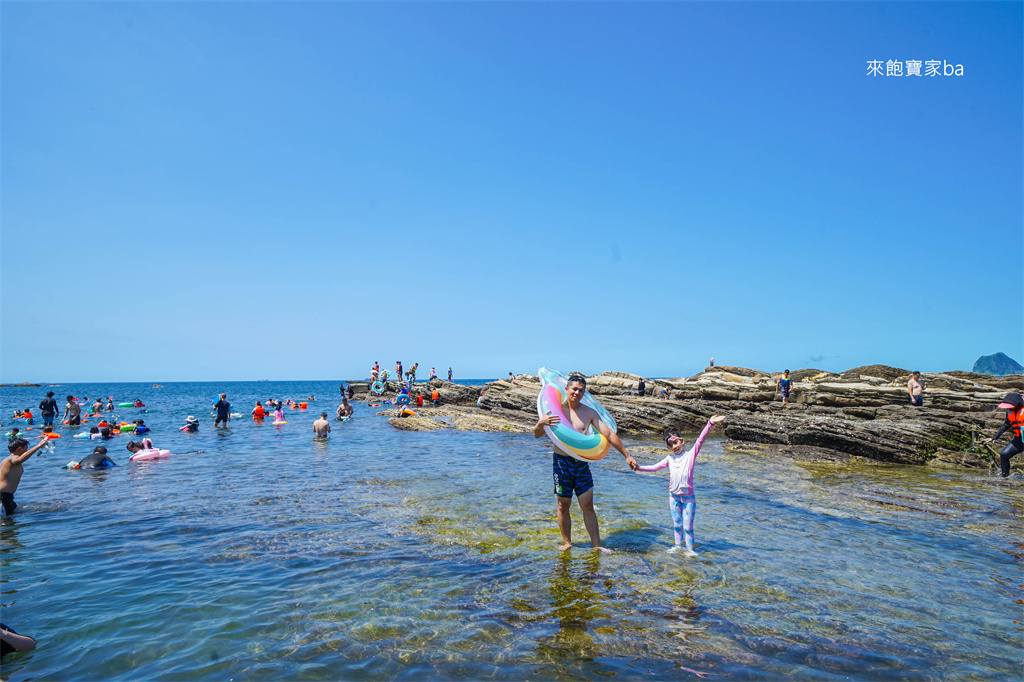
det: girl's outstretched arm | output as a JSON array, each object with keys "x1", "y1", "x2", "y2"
[{"x1": 635, "y1": 456, "x2": 670, "y2": 473}]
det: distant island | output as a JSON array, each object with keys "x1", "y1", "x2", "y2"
[{"x1": 973, "y1": 352, "x2": 1024, "y2": 377}]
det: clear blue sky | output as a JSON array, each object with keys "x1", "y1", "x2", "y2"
[{"x1": 3, "y1": 1, "x2": 1021, "y2": 382}]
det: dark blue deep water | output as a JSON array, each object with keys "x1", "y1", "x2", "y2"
[{"x1": 2, "y1": 381, "x2": 1022, "y2": 680}]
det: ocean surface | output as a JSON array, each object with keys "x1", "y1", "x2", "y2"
[{"x1": 1, "y1": 381, "x2": 1021, "y2": 680}]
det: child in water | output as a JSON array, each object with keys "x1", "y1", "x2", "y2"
[
  {"x1": 635, "y1": 415, "x2": 725, "y2": 556},
  {"x1": 273, "y1": 403, "x2": 285, "y2": 422}
]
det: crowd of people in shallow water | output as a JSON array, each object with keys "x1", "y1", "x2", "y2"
[{"x1": 2, "y1": 363, "x2": 1022, "y2": 659}]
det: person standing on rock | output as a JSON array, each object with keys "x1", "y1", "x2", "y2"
[
  {"x1": 984, "y1": 393, "x2": 1023, "y2": 478},
  {"x1": 533, "y1": 374, "x2": 638, "y2": 553},
  {"x1": 448, "y1": 367, "x2": 453, "y2": 382},
  {"x1": 907, "y1": 371, "x2": 926, "y2": 406},
  {"x1": 637, "y1": 378, "x2": 646, "y2": 397},
  {"x1": 776, "y1": 370, "x2": 793, "y2": 403}
]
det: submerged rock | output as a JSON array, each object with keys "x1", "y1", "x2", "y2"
[{"x1": 387, "y1": 415, "x2": 449, "y2": 432}]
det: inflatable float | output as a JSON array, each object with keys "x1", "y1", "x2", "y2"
[
  {"x1": 536, "y1": 367, "x2": 618, "y2": 462},
  {"x1": 129, "y1": 448, "x2": 172, "y2": 462},
  {"x1": 273, "y1": 420, "x2": 287, "y2": 425}
]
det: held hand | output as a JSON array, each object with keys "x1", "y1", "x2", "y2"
[
  {"x1": 537, "y1": 411, "x2": 560, "y2": 427},
  {"x1": 709, "y1": 415, "x2": 726, "y2": 425},
  {"x1": 626, "y1": 455, "x2": 638, "y2": 471}
]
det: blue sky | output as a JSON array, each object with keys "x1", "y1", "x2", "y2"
[{"x1": 3, "y1": 1, "x2": 1021, "y2": 382}]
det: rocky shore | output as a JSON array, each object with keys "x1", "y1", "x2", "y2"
[{"x1": 349, "y1": 366, "x2": 1024, "y2": 473}]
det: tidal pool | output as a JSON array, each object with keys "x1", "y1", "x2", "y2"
[{"x1": 2, "y1": 381, "x2": 1021, "y2": 679}]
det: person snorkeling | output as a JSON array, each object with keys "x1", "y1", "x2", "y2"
[{"x1": 985, "y1": 392, "x2": 1023, "y2": 477}]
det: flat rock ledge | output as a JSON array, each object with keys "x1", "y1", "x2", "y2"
[{"x1": 351, "y1": 367, "x2": 1023, "y2": 472}]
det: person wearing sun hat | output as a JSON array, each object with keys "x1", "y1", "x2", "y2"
[
  {"x1": 984, "y1": 393, "x2": 1023, "y2": 477},
  {"x1": 181, "y1": 416, "x2": 199, "y2": 433}
]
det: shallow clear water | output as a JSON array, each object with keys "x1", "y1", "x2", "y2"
[{"x1": 2, "y1": 381, "x2": 1022, "y2": 680}]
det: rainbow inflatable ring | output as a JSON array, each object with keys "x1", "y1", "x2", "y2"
[{"x1": 536, "y1": 367, "x2": 618, "y2": 462}]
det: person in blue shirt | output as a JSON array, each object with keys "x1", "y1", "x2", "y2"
[
  {"x1": 447, "y1": 367, "x2": 453, "y2": 382},
  {"x1": 776, "y1": 370, "x2": 793, "y2": 404}
]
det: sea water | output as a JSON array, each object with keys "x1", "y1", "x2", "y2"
[{"x1": 1, "y1": 381, "x2": 1021, "y2": 680}]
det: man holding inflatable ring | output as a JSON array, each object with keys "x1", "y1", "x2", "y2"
[{"x1": 534, "y1": 374, "x2": 638, "y2": 553}]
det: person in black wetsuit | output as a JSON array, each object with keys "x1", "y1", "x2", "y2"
[
  {"x1": 39, "y1": 391, "x2": 58, "y2": 427},
  {"x1": 637, "y1": 378, "x2": 646, "y2": 397},
  {"x1": 985, "y1": 392, "x2": 1024, "y2": 477},
  {"x1": 1, "y1": 623, "x2": 36, "y2": 655},
  {"x1": 78, "y1": 446, "x2": 116, "y2": 470}
]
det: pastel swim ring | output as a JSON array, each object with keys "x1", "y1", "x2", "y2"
[
  {"x1": 536, "y1": 367, "x2": 617, "y2": 463},
  {"x1": 370, "y1": 381, "x2": 384, "y2": 395},
  {"x1": 273, "y1": 420, "x2": 287, "y2": 425},
  {"x1": 396, "y1": 394, "x2": 410, "y2": 405},
  {"x1": 129, "y1": 448, "x2": 172, "y2": 462}
]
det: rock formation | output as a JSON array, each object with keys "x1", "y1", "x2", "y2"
[
  {"x1": 972, "y1": 352, "x2": 1024, "y2": 377},
  {"x1": 350, "y1": 368, "x2": 1023, "y2": 473}
]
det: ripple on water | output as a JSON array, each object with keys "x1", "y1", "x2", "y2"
[{"x1": 1, "y1": 381, "x2": 1022, "y2": 680}]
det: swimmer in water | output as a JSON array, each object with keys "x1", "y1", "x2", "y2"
[
  {"x1": 1, "y1": 624, "x2": 36, "y2": 656},
  {"x1": 62, "y1": 396, "x2": 81, "y2": 426},
  {"x1": 313, "y1": 413, "x2": 331, "y2": 438},
  {"x1": 634, "y1": 416, "x2": 726, "y2": 556},
  {"x1": 78, "y1": 446, "x2": 116, "y2": 469},
  {"x1": 273, "y1": 403, "x2": 285, "y2": 423},
  {"x1": 336, "y1": 398, "x2": 353, "y2": 420}
]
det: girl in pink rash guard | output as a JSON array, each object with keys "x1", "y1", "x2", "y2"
[{"x1": 636, "y1": 415, "x2": 725, "y2": 556}]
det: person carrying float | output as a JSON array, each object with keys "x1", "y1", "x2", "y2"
[{"x1": 533, "y1": 369, "x2": 638, "y2": 552}]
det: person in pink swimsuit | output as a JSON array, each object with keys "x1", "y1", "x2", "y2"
[{"x1": 635, "y1": 415, "x2": 725, "y2": 556}]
